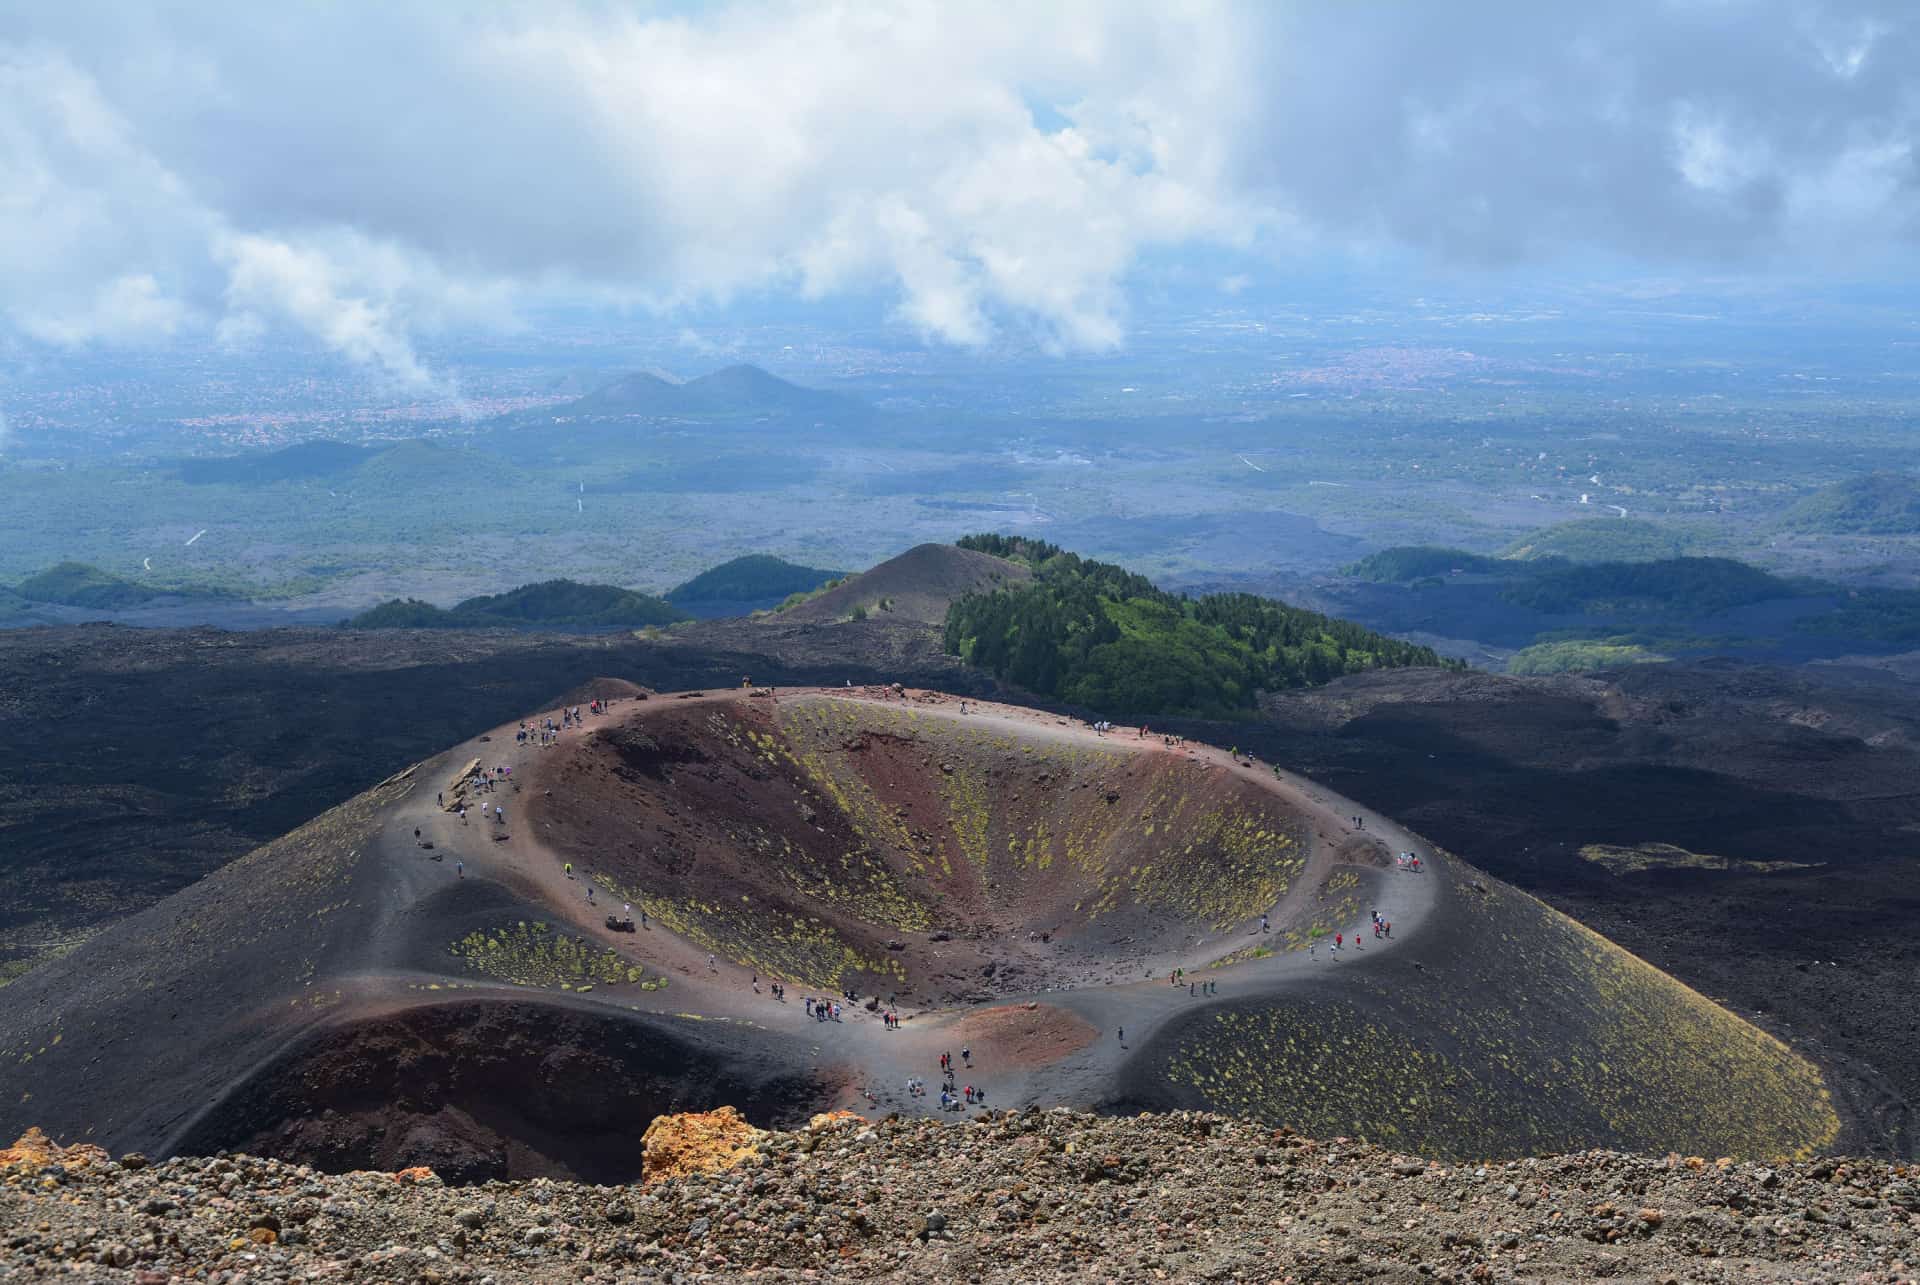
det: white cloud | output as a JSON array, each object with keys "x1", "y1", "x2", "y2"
[
  {"x1": 0, "y1": 45, "x2": 209, "y2": 345},
  {"x1": 19, "y1": 273, "x2": 192, "y2": 346},
  {"x1": 217, "y1": 234, "x2": 433, "y2": 389},
  {"x1": 0, "y1": 0, "x2": 1914, "y2": 373}
]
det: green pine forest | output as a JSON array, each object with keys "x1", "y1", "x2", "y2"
[{"x1": 944, "y1": 535, "x2": 1455, "y2": 717}]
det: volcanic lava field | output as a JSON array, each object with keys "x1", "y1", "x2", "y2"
[{"x1": 0, "y1": 686, "x2": 1846, "y2": 1182}]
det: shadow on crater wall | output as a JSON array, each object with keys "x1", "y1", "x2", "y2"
[{"x1": 177, "y1": 1000, "x2": 832, "y2": 1184}]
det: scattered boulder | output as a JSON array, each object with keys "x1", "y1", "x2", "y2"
[
  {"x1": 0, "y1": 1127, "x2": 108, "y2": 1176},
  {"x1": 640, "y1": 1106, "x2": 763, "y2": 1183}
]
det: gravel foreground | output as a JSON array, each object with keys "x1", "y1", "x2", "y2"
[{"x1": 4, "y1": 1111, "x2": 1917, "y2": 1284}]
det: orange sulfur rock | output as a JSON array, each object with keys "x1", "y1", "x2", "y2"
[
  {"x1": 807, "y1": 1111, "x2": 862, "y2": 1131},
  {"x1": 0, "y1": 1128, "x2": 109, "y2": 1176},
  {"x1": 641, "y1": 1107, "x2": 765, "y2": 1183},
  {"x1": 393, "y1": 1166, "x2": 439, "y2": 1185}
]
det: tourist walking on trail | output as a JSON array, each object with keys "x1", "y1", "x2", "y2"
[{"x1": 455, "y1": 860, "x2": 463, "y2": 879}]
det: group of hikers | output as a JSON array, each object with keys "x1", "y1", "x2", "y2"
[
  {"x1": 1395, "y1": 851, "x2": 1424, "y2": 872},
  {"x1": 514, "y1": 702, "x2": 611, "y2": 749},
  {"x1": 1164, "y1": 966, "x2": 1220, "y2": 997},
  {"x1": 1309, "y1": 913, "x2": 1389, "y2": 957},
  {"x1": 930, "y1": 1048, "x2": 984, "y2": 1111},
  {"x1": 438, "y1": 765, "x2": 514, "y2": 830}
]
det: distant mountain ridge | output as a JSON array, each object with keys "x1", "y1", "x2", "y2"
[
  {"x1": 347, "y1": 579, "x2": 687, "y2": 630},
  {"x1": 177, "y1": 441, "x2": 382, "y2": 485},
  {"x1": 561, "y1": 364, "x2": 862, "y2": 420}
]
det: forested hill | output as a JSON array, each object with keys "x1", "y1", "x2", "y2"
[
  {"x1": 666, "y1": 554, "x2": 842, "y2": 607},
  {"x1": 1780, "y1": 472, "x2": 1920, "y2": 534},
  {"x1": 943, "y1": 535, "x2": 1454, "y2": 717},
  {"x1": 347, "y1": 580, "x2": 687, "y2": 630}
]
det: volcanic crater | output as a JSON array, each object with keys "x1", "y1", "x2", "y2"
[
  {"x1": 534, "y1": 691, "x2": 1328, "y2": 1001},
  {"x1": 0, "y1": 686, "x2": 1850, "y2": 1182}
]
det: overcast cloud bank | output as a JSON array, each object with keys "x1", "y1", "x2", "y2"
[{"x1": 1, "y1": 1, "x2": 1914, "y2": 382}]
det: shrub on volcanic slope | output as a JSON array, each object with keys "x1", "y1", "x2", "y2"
[
  {"x1": 1139, "y1": 856, "x2": 1840, "y2": 1162},
  {"x1": 943, "y1": 539, "x2": 1455, "y2": 716}
]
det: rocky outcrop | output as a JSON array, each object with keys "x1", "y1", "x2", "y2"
[
  {"x1": 640, "y1": 1107, "x2": 763, "y2": 1183},
  {"x1": 3, "y1": 1113, "x2": 1916, "y2": 1282}
]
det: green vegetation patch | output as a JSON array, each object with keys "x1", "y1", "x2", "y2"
[
  {"x1": 1796, "y1": 587, "x2": 1920, "y2": 644},
  {"x1": 1167, "y1": 1000, "x2": 1502, "y2": 1153},
  {"x1": 349, "y1": 578, "x2": 688, "y2": 629},
  {"x1": 1074, "y1": 788, "x2": 1306, "y2": 930},
  {"x1": 1500, "y1": 557, "x2": 1793, "y2": 615},
  {"x1": 177, "y1": 440, "x2": 379, "y2": 485},
  {"x1": 954, "y1": 533, "x2": 1063, "y2": 566},
  {"x1": 773, "y1": 576, "x2": 851, "y2": 613},
  {"x1": 1157, "y1": 859, "x2": 1839, "y2": 1160},
  {"x1": 944, "y1": 537, "x2": 1455, "y2": 716},
  {"x1": 597, "y1": 874, "x2": 903, "y2": 991},
  {"x1": 450, "y1": 920, "x2": 664, "y2": 991},
  {"x1": 1579, "y1": 843, "x2": 1818, "y2": 877},
  {"x1": 1504, "y1": 518, "x2": 1695, "y2": 563},
  {"x1": 15, "y1": 561, "x2": 230, "y2": 608},
  {"x1": 1344, "y1": 546, "x2": 1510, "y2": 582},
  {"x1": 668, "y1": 554, "x2": 841, "y2": 605},
  {"x1": 760, "y1": 709, "x2": 939, "y2": 925},
  {"x1": 1507, "y1": 639, "x2": 1669, "y2": 675},
  {"x1": 1779, "y1": 472, "x2": 1920, "y2": 535}
]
